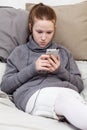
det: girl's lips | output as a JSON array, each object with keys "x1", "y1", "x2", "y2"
[
  {"x1": 41, "y1": 41, "x2": 46, "y2": 44},
  {"x1": 40, "y1": 42, "x2": 46, "y2": 45}
]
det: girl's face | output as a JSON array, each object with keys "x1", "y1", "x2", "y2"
[{"x1": 31, "y1": 18, "x2": 55, "y2": 48}]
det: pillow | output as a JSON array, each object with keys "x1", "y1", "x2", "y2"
[
  {"x1": 0, "y1": 7, "x2": 29, "y2": 62},
  {"x1": 26, "y1": 2, "x2": 87, "y2": 60}
]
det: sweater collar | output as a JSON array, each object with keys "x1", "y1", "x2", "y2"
[{"x1": 27, "y1": 35, "x2": 53, "y2": 53}]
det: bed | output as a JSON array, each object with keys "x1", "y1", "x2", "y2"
[{"x1": 0, "y1": 1, "x2": 87, "y2": 130}]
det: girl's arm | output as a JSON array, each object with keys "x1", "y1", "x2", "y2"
[
  {"x1": 1, "y1": 47, "x2": 37, "y2": 94},
  {"x1": 57, "y1": 52, "x2": 84, "y2": 93}
]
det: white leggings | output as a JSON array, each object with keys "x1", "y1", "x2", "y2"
[{"x1": 26, "y1": 87, "x2": 87, "y2": 130}]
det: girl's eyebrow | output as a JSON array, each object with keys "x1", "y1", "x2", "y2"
[
  {"x1": 36, "y1": 29, "x2": 54, "y2": 32},
  {"x1": 35, "y1": 29, "x2": 43, "y2": 32}
]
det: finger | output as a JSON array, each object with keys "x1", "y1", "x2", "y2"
[
  {"x1": 41, "y1": 67, "x2": 50, "y2": 71},
  {"x1": 40, "y1": 54, "x2": 50, "y2": 60},
  {"x1": 48, "y1": 56, "x2": 60, "y2": 71},
  {"x1": 48, "y1": 56, "x2": 57, "y2": 66},
  {"x1": 56, "y1": 55, "x2": 60, "y2": 61},
  {"x1": 50, "y1": 54, "x2": 58, "y2": 63},
  {"x1": 41, "y1": 62, "x2": 52, "y2": 68}
]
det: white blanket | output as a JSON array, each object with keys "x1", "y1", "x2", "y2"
[{"x1": 0, "y1": 90, "x2": 77, "y2": 130}]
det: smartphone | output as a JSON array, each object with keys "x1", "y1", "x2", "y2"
[{"x1": 46, "y1": 49, "x2": 59, "y2": 57}]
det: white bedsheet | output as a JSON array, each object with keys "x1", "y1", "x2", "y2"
[{"x1": 0, "y1": 90, "x2": 77, "y2": 130}]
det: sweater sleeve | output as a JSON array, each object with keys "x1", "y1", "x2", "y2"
[
  {"x1": 57, "y1": 51, "x2": 84, "y2": 93},
  {"x1": 1, "y1": 46, "x2": 37, "y2": 94}
]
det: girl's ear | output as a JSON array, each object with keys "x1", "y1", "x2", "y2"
[
  {"x1": 54, "y1": 24, "x2": 56, "y2": 32},
  {"x1": 29, "y1": 23, "x2": 31, "y2": 32}
]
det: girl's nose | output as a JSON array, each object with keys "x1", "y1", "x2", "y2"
[{"x1": 41, "y1": 33, "x2": 46, "y2": 40}]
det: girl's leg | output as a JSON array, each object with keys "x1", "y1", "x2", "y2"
[{"x1": 54, "y1": 88, "x2": 87, "y2": 130}]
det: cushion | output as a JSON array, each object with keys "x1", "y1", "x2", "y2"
[
  {"x1": 0, "y1": 7, "x2": 29, "y2": 62},
  {"x1": 26, "y1": 2, "x2": 87, "y2": 60}
]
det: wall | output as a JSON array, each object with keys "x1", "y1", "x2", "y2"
[{"x1": 0, "y1": 0, "x2": 85, "y2": 9}]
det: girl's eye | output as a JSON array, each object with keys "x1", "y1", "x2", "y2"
[
  {"x1": 36, "y1": 30, "x2": 53, "y2": 34},
  {"x1": 47, "y1": 32, "x2": 52, "y2": 34},
  {"x1": 37, "y1": 30, "x2": 43, "y2": 34}
]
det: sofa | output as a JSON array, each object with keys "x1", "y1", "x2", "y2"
[{"x1": 0, "y1": 1, "x2": 87, "y2": 130}]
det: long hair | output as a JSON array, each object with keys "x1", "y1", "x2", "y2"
[{"x1": 28, "y1": 3, "x2": 56, "y2": 34}]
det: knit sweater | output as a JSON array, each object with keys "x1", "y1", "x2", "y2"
[{"x1": 1, "y1": 36, "x2": 84, "y2": 111}]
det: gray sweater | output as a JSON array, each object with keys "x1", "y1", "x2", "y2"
[{"x1": 1, "y1": 36, "x2": 84, "y2": 111}]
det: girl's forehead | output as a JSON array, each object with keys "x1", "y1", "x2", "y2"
[
  {"x1": 33, "y1": 19, "x2": 56, "y2": 32},
  {"x1": 34, "y1": 20, "x2": 55, "y2": 28},
  {"x1": 33, "y1": 17, "x2": 56, "y2": 25}
]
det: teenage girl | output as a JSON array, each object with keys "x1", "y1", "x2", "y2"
[{"x1": 1, "y1": 3, "x2": 87, "y2": 130}]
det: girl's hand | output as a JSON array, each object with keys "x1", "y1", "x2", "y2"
[
  {"x1": 35, "y1": 54, "x2": 60, "y2": 73},
  {"x1": 47, "y1": 54, "x2": 60, "y2": 72},
  {"x1": 35, "y1": 54, "x2": 52, "y2": 71}
]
